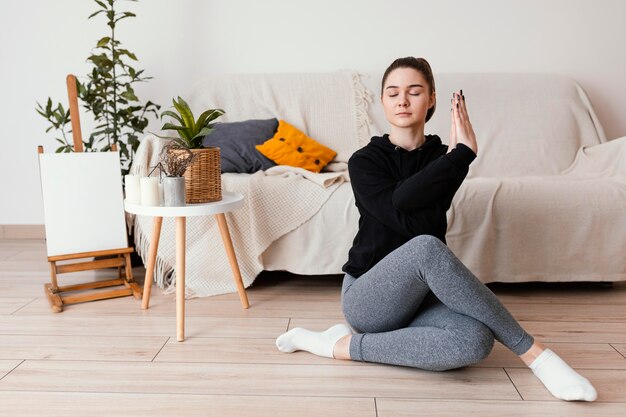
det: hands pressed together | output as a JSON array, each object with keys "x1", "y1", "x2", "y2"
[{"x1": 447, "y1": 90, "x2": 478, "y2": 155}]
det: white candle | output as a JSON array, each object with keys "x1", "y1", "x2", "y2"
[
  {"x1": 124, "y1": 174, "x2": 141, "y2": 205},
  {"x1": 140, "y1": 177, "x2": 160, "y2": 206}
]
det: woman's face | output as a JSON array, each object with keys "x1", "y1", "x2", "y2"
[{"x1": 381, "y1": 67, "x2": 435, "y2": 130}]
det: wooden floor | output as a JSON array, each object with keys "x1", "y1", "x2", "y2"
[{"x1": 0, "y1": 238, "x2": 625, "y2": 416}]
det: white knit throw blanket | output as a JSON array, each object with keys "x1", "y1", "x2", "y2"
[{"x1": 130, "y1": 71, "x2": 371, "y2": 297}]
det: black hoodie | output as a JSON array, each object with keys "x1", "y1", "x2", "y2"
[{"x1": 342, "y1": 134, "x2": 476, "y2": 278}]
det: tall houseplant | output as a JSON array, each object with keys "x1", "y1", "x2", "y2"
[
  {"x1": 36, "y1": 0, "x2": 160, "y2": 175},
  {"x1": 160, "y1": 97, "x2": 225, "y2": 203}
]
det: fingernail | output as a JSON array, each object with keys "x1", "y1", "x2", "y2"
[
  {"x1": 460, "y1": 89, "x2": 463, "y2": 95},
  {"x1": 456, "y1": 103, "x2": 459, "y2": 109}
]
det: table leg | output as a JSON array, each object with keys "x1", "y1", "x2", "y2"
[
  {"x1": 215, "y1": 213, "x2": 250, "y2": 309},
  {"x1": 142, "y1": 216, "x2": 163, "y2": 309},
  {"x1": 176, "y1": 216, "x2": 186, "y2": 342}
]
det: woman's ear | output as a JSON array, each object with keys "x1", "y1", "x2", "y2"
[{"x1": 429, "y1": 91, "x2": 436, "y2": 109}]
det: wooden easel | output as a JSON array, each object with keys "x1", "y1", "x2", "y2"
[{"x1": 39, "y1": 74, "x2": 142, "y2": 312}]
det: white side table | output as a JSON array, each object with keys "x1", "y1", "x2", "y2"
[{"x1": 125, "y1": 191, "x2": 248, "y2": 341}]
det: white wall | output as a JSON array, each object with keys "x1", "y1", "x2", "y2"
[{"x1": 2, "y1": 0, "x2": 625, "y2": 225}]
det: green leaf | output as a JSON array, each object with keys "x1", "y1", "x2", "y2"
[
  {"x1": 177, "y1": 128, "x2": 193, "y2": 142},
  {"x1": 195, "y1": 108, "x2": 224, "y2": 130},
  {"x1": 160, "y1": 110, "x2": 183, "y2": 124},
  {"x1": 192, "y1": 127, "x2": 213, "y2": 139},
  {"x1": 161, "y1": 122, "x2": 185, "y2": 132},
  {"x1": 96, "y1": 36, "x2": 111, "y2": 47},
  {"x1": 114, "y1": 12, "x2": 136, "y2": 24},
  {"x1": 36, "y1": 107, "x2": 48, "y2": 118},
  {"x1": 53, "y1": 112, "x2": 64, "y2": 124},
  {"x1": 88, "y1": 54, "x2": 113, "y2": 67},
  {"x1": 120, "y1": 143, "x2": 129, "y2": 157},
  {"x1": 88, "y1": 9, "x2": 105, "y2": 19},
  {"x1": 172, "y1": 97, "x2": 195, "y2": 131},
  {"x1": 120, "y1": 90, "x2": 138, "y2": 101},
  {"x1": 206, "y1": 108, "x2": 225, "y2": 123},
  {"x1": 152, "y1": 132, "x2": 178, "y2": 141}
]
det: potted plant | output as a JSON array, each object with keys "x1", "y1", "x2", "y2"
[{"x1": 160, "y1": 97, "x2": 225, "y2": 203}]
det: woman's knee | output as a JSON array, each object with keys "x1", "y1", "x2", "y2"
[
  {"x1": 431, "y1": 325, "x2": 494, "y2": 371},
  {"x1": 459, "y1": 324, "x2": 495, "y2": 366},
  {"x1": 408, "y1": 234, "x2": 446, "y2": 256}
]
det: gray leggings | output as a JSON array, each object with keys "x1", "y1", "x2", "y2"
[{"x1": 342, "y1": 235, "x2": 534, "y2": 371}]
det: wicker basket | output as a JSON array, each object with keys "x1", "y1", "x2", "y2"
[{"x1": 184, "y1": 147, "x2": 222, "y2": 203}]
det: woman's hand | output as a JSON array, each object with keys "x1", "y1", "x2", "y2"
[{"x1": 448, "y1": 90, "x2": 478, "y2": 155}]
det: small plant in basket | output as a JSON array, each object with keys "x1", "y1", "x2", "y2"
[
  {"x1": 158, "y1": 97, "x2": 225, "y2": 203},
  {"x1": 160, "y1": 97, "x2": 225, "y2": 149}
]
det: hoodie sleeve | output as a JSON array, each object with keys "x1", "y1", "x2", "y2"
[
  {"x1": 392, "y1": 144, "x2": 476, "y2": 211},
  {"x1": 349, "y1": 152, "x2": 443, "y2": 238}
]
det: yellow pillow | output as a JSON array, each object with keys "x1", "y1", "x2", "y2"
[{"x1": 255, "y1": 120, "x2": 337, "y2": 173}]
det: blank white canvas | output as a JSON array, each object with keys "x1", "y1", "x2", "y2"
[{"x1": 39, "y1": 152, "x2": 128, "y2": 257}]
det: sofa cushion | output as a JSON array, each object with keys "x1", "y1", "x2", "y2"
[
  {"x1": 255, "y1": 120, "x2": 337, "y2": 172},
  {"x1": 201, "y1": 118, "x2": 278, "y2": 173}
]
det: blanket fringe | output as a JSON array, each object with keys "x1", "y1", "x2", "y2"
[
  {"x1": 132, "y1": 219, "x2": 176, "y2": 294},
  {"x1": 352, "y1": 72, "x2": 374, "y2": 148}
]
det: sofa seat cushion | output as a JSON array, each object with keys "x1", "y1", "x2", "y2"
[
  {"x1": 447, "y1": 175, "x2": 626, "y2": 283},
  {"x1": 262, "y1": 182, "x2": 358, "y2": 273}
]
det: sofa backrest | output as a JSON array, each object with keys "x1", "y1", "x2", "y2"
[
  {"x1": 186, "y1": 72, "x2": 606, "y2": 177},
  {"x1": 185, "y1": 71, "x2": 368, "y2": 164},
  {"x1": 363, "y1": 73, "x2": 607, "y2": 177}
]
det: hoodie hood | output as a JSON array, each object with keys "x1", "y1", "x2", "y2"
[{"x1": 370, "y1": 134, "x2": 442, "y2": 154}]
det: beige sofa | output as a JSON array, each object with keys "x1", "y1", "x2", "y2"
[{"x1": 131, "y1": 72, "x2": 626, "y2": 297}]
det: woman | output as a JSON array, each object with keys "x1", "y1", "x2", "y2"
[{"x1": 276, "y1": 57, "x2": 597, "y2": 402}]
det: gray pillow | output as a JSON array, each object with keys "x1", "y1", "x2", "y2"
[{"x1": 201, "y1": 118, "x2": 278, "y2": 173}]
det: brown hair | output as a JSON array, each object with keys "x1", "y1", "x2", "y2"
[{"x1": 381, "y1": 57, "x2": 436, "y2": 122}]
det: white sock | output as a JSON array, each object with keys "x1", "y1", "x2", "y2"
[
  {"x1": 275, "y1": 324, "x2": 353, "y2": 359},
  {"x1": 529, "y1": 349, "x2": 597, "y2": 401}
]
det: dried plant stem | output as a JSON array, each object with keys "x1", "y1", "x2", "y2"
[{"x1": 159, "y1": 142, "x2": 196, "y2": 177}]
